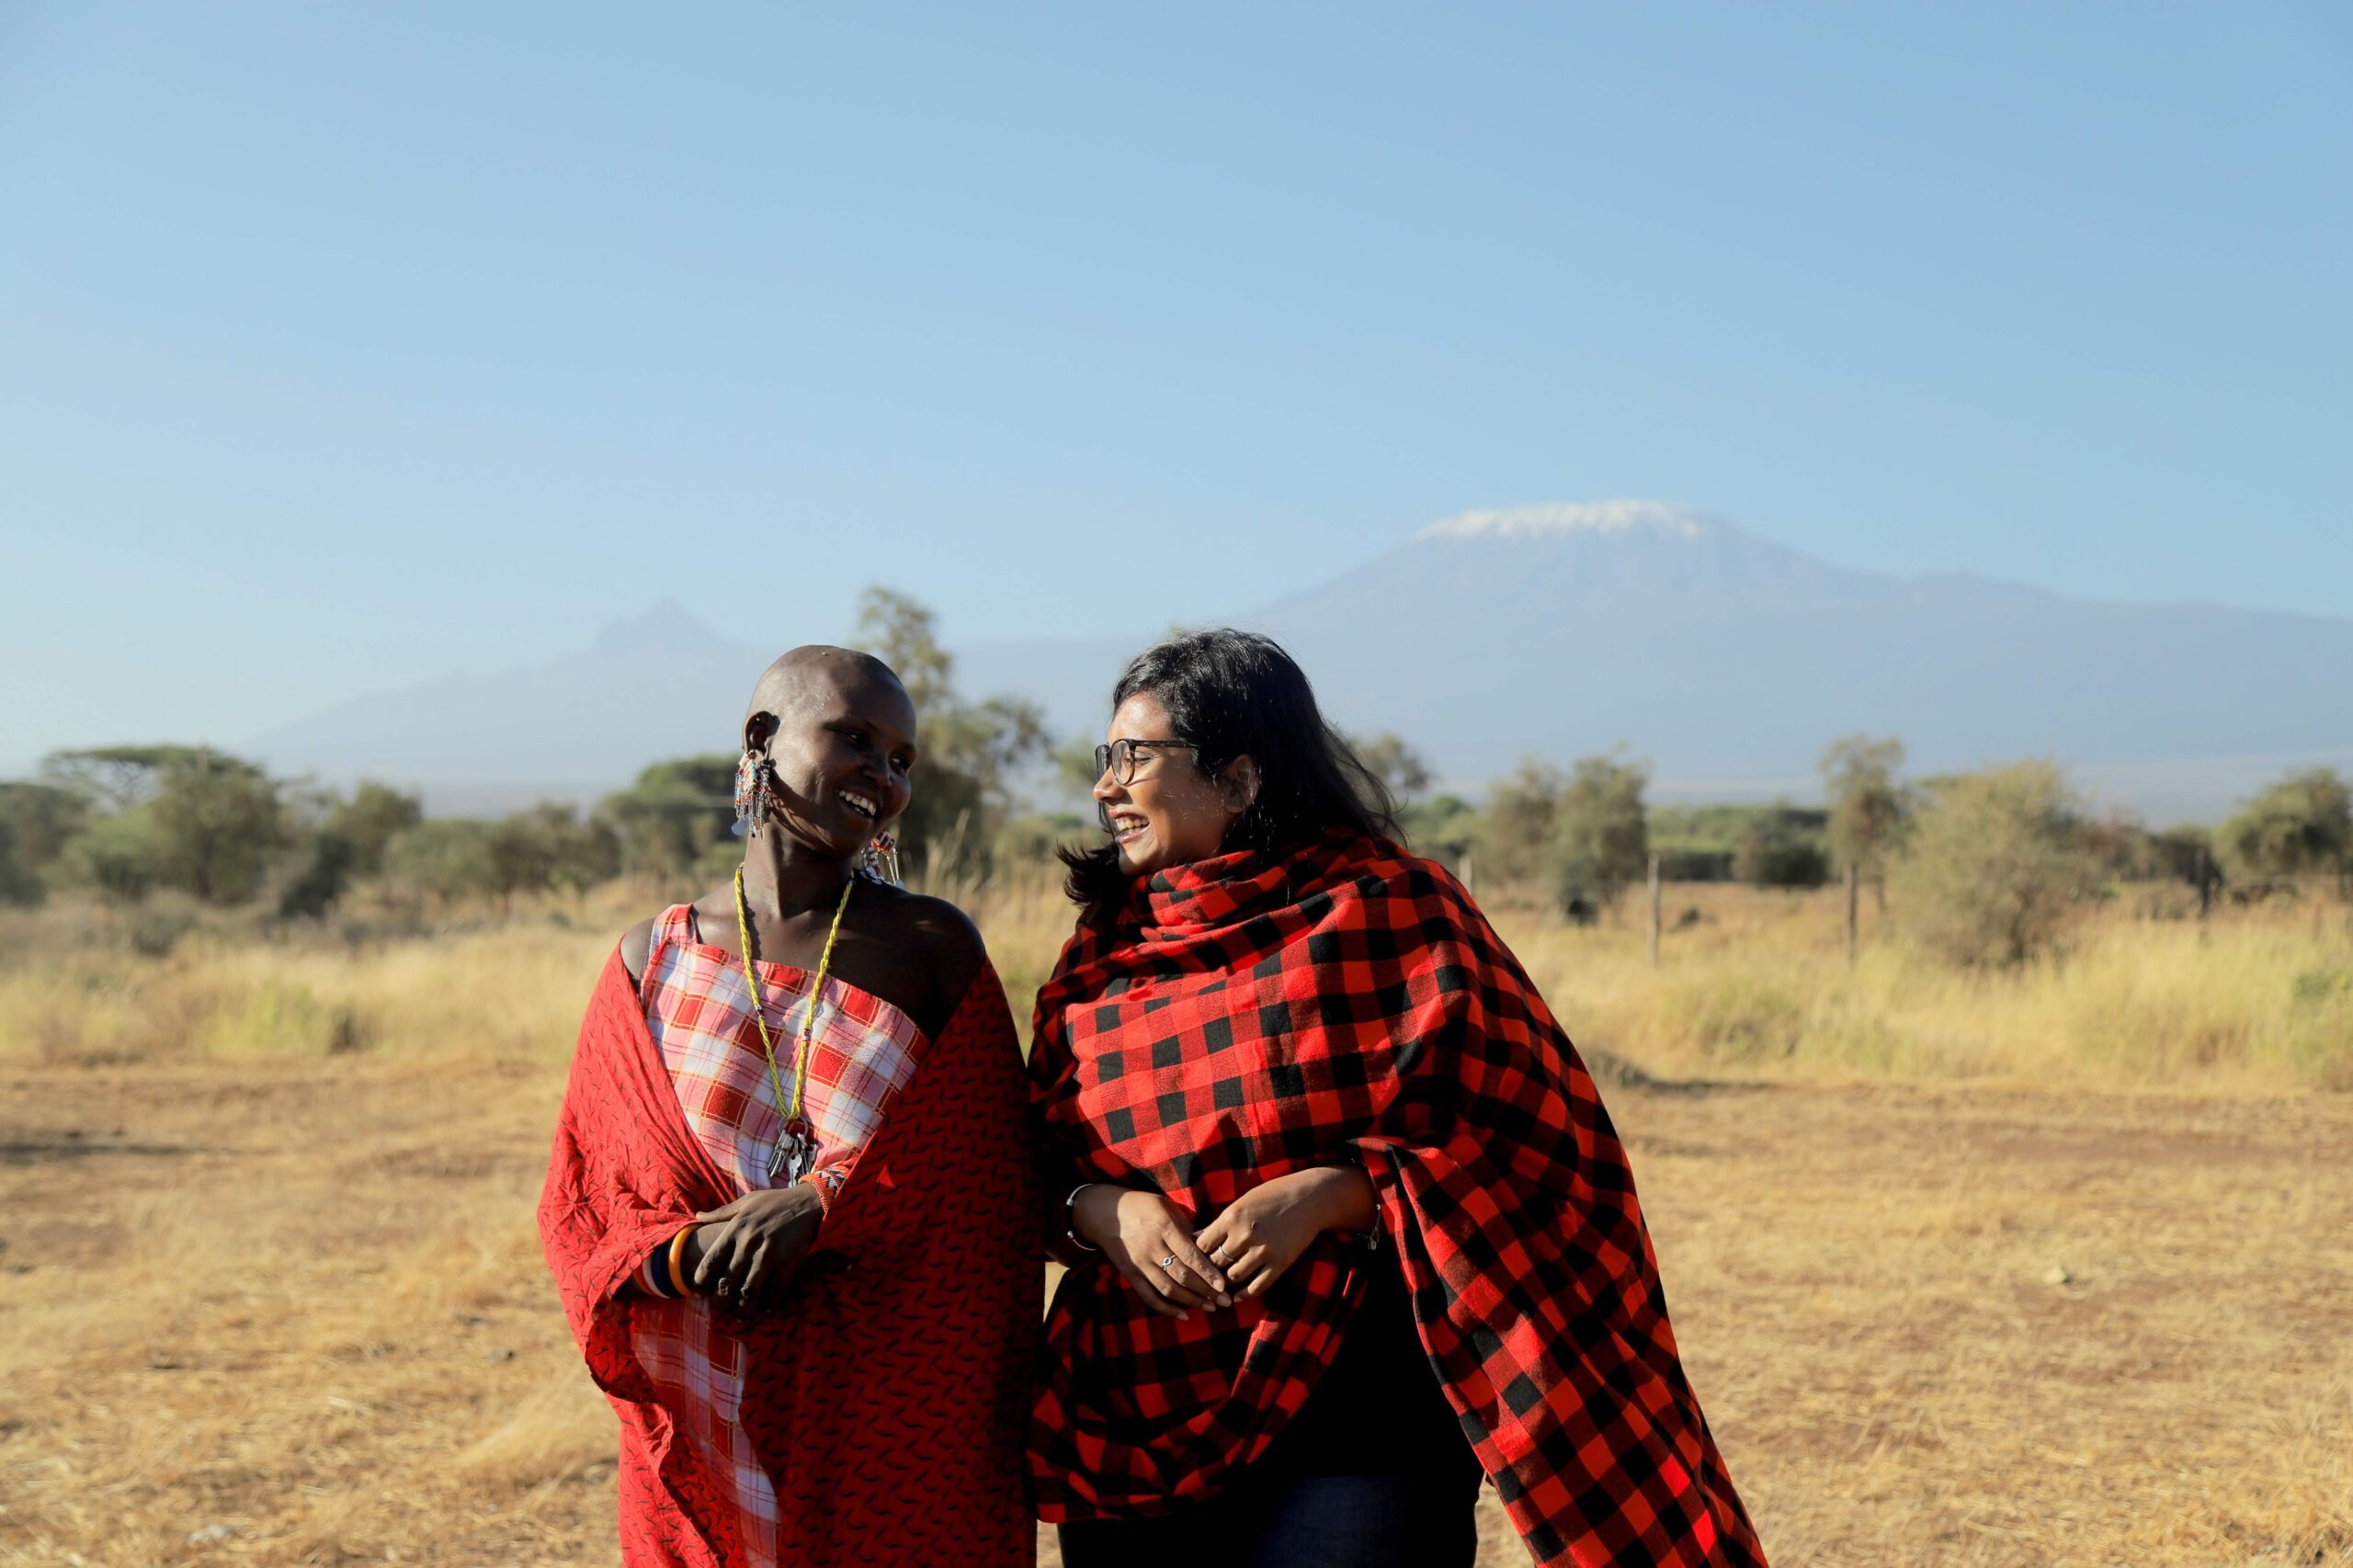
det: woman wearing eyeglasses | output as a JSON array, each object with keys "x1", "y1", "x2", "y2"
[{"x1": 1029, "y1": 630, "x2": 1768, "y2": 1568}]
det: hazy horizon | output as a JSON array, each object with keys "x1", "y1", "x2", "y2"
[{"x1": 6, "y1": 6, "x2": 2348, "y2": 776}]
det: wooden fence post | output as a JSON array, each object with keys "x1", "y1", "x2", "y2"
[
  {"x1": 1647, "y1": 852, "x2": 1662, "y2": 969},
  {"x1": 1845, "y1": 862, "x2": 1860, "y2": 964}
]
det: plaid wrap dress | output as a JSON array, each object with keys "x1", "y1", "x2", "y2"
[
  {"x1": 1028, "y1": 832, "x2": 1768, "y2": 1568},
  {"x1": 540, "y1": 902, "x2": 1040, "y2": 1568}
]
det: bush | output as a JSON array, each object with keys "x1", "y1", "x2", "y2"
[
  {"x1": 384, "y1": 820, "x2": 500, "y2": 905},
  {"x1": 279, "y1": 830, "x2": 358, "y2": 920},
  {"x1": 0, "y1": 820, "x2": 40, "y2": 908},
  {"x1": 1478, "y1": 759, "x2": 1563, "y2": 875},
  {"x1": 202, "y1": 981, "x2": 367, "y2": 1057},
  {"x1": 2219, "y1": 767, "x2": 2350, "y2": 888},
  {"x1": 0, "y1": 781, "x2": 88, "y2": 886},
  {"x1": 990, "y1": 812, "x2": 1092, "y2": 872},
  {"x1": 66, "y1": 809, "x2": 168, "y2": 903},
  {"x1": 599, "y1": 755, "x2": 738, "y2": 880},
  {"x1": 1397, "y1": 793, "x2": 1477, "y2": 871},
  {"x1": 1733, "y1": 808, "x2": 1831, "y2": 890},
  {"x1": 125, "y1": 893, "x2": 202, "y2": 959},
  {"x1": 1891, "y1": 760, "x2": 2098, "y2": 968}
]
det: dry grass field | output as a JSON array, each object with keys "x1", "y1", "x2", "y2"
[{"x1": 2, "y1": 877, "x2": 2349, "y2": 1566}]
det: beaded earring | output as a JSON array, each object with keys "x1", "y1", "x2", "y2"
[
  {"x1": 733, "y1": 751, "x2": 771, "y2": 838},
  {"x1": 863, "y1": 831, "x2": 903, "y2": 885}
]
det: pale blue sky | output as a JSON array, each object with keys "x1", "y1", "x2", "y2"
[{"x1": 3, "y1": 3, "x2": 2347, "y2": 773}]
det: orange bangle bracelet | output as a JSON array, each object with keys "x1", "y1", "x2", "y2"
[{"x1": 666, "y1": 1225, "x2": 697, "y2": 1298}]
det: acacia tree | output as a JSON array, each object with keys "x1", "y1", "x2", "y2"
[
  {"x1": 328, "y1": 783, "x2": 424, "y2": 879},
  {"x1": 1820, "y1": 734, "x2": 1908, "y2": 908},
  {"x1": 1552, "y1": 751, "x2": 1651, "y2": 911},
  {"x1": 148, "y1": 751, "x2": 287, "y2": 904},
  {"x1": 1349, "y1": 733, "x2": 1433, "y2": 802},
  {"x1": 850, "y1": 586, "x2": 1048, "y2": 874}
]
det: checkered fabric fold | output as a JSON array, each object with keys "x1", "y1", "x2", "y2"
[{"x1": 1029, "y1": 831, "x2": 1768, "y2": 1568}]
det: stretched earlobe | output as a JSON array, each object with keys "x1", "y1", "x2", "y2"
[{"x1": 733, "y1": 750, "x2": 773, "y2": 838}]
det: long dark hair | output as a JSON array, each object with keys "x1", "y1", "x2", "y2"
[{"x1": 1060, "y1": 630, "x2": 1400, "y2": 924}]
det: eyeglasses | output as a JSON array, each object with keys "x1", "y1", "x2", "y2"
[{"x1": 1093, "y1": 738, "x2": 1197, "y2": 786}]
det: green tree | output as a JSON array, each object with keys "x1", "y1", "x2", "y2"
[
  {"x1": 1349, "y1": 733, "x2": 1433, "y2": 802},
  {"x1": 1052, "y1": 737, "x2": 1107, "y2": 806},
  {"x1": 44, "y1": 747, "x2": 287, "y2": 905},
  {"x1": 1891, "y1": 760, "x2": 2097, "y2": 967},
  {"x1": 1733, "y1": 806, "x2": 1831, "y2": 889},
  {"x1": 2219, "y1": 767, "x2": 2351, "y2": 890},
  {"x1": 65, "y1": 808, "x2": 168, "y2": 903},
  {"x1": 40, "y1": 744, "x2": 220, "y2": 812},
  {"x1": 850, "y1": 586, "x2": 955, "y2": 712},
  {"x1": 489, "y1": 803, "x2": 620, "y2": 903},
  {"x1": 329, "y1": 782, "x2": 425, "y2": 879},
  {"x1": 849, "y1": 585, "x2": 1050, "y2": 876},
  {"x1": 1552, "y1": 751, "x2": 1650, "y2": 910},
  {"x1": 0, "y1": 781, "x2": 90, "y2": 880},
  {"x1": 0, "y1": 820, "x2": 41, "y2": 907},
  {"x1": 599, "y1": 755, "x2": 739, "y2": 881},
  {"x1": 146, "y1": 750, "x2": 287, "y2": 904},
  {"x1": 1820, "y1": 734, "x2": 1908, "y2": 903},
  {"x1": 1477, "y1": 758, "x2": 1563, "y2": 876},
  {"x1": 1397, "y1": 792, "x2": 1477, "y2": 870},
  {"x1": 383, "y1": 820, "x2": 500, "y2": 905}
]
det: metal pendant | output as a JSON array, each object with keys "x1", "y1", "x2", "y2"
[{"x1": 768, "y1": 1122, "x2": 815, "y2": 1186}]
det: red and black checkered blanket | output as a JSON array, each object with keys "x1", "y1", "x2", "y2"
[{"x1": 1029, "y1": 831, "x2": 1767, "y2": 1568}]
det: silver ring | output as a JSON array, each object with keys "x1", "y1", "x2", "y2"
[
  {"x1": 1211, "y1": 1248, "x2": 1231, "y2": 1266},
  {"x1": 1156, "y1": 1254, "x2": 1178, "y2": 1271}
]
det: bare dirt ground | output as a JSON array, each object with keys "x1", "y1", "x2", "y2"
[{"x1": 2, "y1": 1051, "x2": 2347, "y2": 1567}]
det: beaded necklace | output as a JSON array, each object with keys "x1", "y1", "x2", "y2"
[{"x1": 733, "y1": 865, "x2": 853, "y2": 1185}]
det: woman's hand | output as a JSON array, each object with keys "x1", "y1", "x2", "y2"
[
  {"x1": 1070, "y1": 1185, "x2": 1230, "y2": 1319},
  {"x1": 691, "y1": 1183, "x2": 824, "y2": 1311},
  {"x1": 1194, "y1": 1165, "x2": 1377, "y2": 1300}
]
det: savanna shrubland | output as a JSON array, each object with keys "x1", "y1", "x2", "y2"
[{"x1": 6, "y1": 867, "x2": 2347, "y2": 1091}]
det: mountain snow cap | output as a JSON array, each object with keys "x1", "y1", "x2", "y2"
[{"x1": 1418, "y1": 499, "x2": 1713, "y2": 542}]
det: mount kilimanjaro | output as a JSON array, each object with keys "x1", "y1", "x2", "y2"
[{"x1": 252, "y1": 503, "x2": 2353, "y2": 820}]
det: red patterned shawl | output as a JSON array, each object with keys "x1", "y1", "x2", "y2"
[
  {"x1": 1028, "y1": 833, "x2": 1766, "y2": 1568},
  {"x1": 540, "y1": 950, "x2": 1040, "y2": 1568}
]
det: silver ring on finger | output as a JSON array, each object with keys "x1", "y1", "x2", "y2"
[
  {"x1": 1211, "y1": 1248, "x2": 1232, "y2": 1266},
  {"x1": 1156, "y1": 1254, "x2": 1178, "y2": 1271}
]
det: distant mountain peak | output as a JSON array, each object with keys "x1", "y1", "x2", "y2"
[
  {"x1": 591, "y1": 598, "x2": 728, "y2": 657},
  {"x1": 1418, "y1": 499, "x2": 1713, "y2": 542}
]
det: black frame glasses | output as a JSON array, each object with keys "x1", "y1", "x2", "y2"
[{"x1": 1093, "y1": 738, "x2": 1198, "y2": 786}]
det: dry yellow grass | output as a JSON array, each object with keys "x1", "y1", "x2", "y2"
[{"x1": 1, "y1": 876, "x2": 2348, "y2": 1565}]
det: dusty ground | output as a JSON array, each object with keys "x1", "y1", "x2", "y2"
[{"x1": 2, "y1": 1051, "x2": 2348, "y2": 1567}]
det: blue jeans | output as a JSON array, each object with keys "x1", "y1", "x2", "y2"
[{"x1": 1056, "y1": 1470, "x2": 1481, "y2": 1568}]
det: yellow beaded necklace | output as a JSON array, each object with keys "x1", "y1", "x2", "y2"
[{"x1": 733, "y1": 865, "x2": 854, "y2": 1185}]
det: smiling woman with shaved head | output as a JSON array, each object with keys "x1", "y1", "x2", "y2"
[{"x1": 539, "y1": 646, "x2": 1040, "y2": 1568}]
